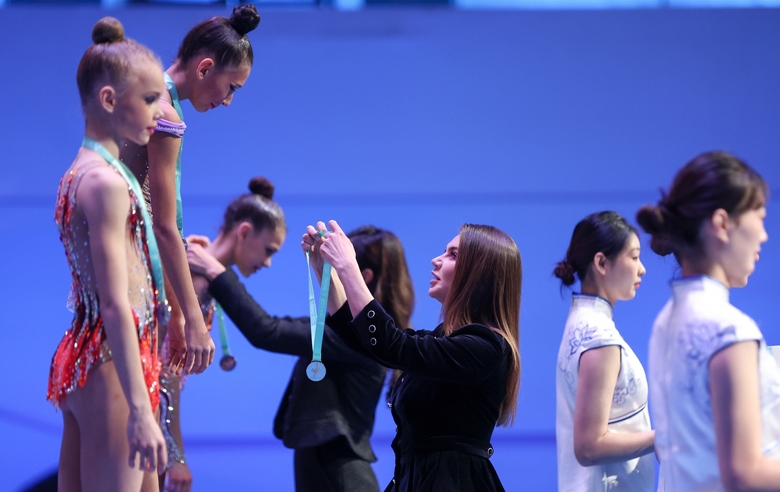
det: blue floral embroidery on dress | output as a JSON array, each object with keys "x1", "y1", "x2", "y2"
[
  {"x1": 679, "y1": 322, "x2": 736, "y2": 414},
  {"x1": 569, "y1": 323, "x2": 598, "y2": 356},
  {"x1": 559, "y1": 321, "x2": 606, "y2": 395},
  {"x1": 613, "y1": 376, "x2": 637, "y2": 405},
  {"x1": 681, "y1": 323, "x2": 735, "y2": 372}
]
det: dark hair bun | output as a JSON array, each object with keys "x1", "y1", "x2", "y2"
[
  {"x1": 249, "y1": 176, "x2": 274, "y2": 200},
  {"x1": 635, "y1": 205, "x2": 664, "y2": 235},
  {"x1": 92, "y1": 17, "x2": 125, "y2": 44},
  {"x1": 636, "y1": 205, "x2": 675, "y2": 257},
  {"x1": 553, "y1": 261, "x2": 576, "y2": 286},
  {"x1": 230, "y1": 4, "x2": 261, "y2": 37}
]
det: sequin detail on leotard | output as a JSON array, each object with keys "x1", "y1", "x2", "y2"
[
  {"x1": 47, "y1": 161, "x2": 161, "y2": 410},
  {"x1": 159, "y1": 296, "x2": 214, "y2": 467}
]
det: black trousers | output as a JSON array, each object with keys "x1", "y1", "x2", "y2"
[{"x1": 294, "y1": 436, "x2": 380, "y2": 492}]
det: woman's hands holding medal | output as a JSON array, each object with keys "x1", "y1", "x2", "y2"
[
  {"x1": 302, "y1": 220, "x2": 358, "y2": 275},
  {"x1": 302, "y1": 220, "x2": 374, "y2": 319}
]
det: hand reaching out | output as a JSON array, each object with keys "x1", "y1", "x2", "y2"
[
  {"x1": 302, "y1": 224, "x2": 326, "y2": 279},
  {"x1": 313, "y1": 220, "x2": 357, "y2": 272},
  {"x1": 304, "y1": 220, "x2": 373, "y2": 317},
  {"x1": 186, "y1": 242, "x2": 226, "y2": 281},
  {"x1": 185, "y1": 234, "x2": 210, "y2": 248}
]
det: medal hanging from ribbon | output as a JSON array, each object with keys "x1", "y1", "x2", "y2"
[
  {"x1": 81, "y1": 137, "x2": 170, "y2": 323},
  {"x1": 215, "y1": 303, "x2": 237, "y2": 371},
  {"x1": 305, "y1": 232, "x2": 331, "y2": 382}
]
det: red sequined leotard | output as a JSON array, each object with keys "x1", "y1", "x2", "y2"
[{"x1": 47, "y1": 160, "x2": 161, "y2": 411}]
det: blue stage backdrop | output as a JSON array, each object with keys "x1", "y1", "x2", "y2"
[{"x1": 1, "y1": 6, "x2": 779, "y2": 491}]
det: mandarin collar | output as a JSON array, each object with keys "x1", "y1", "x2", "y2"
[
  {"x1": 670, "y1": 275, "x2": 730, "y2": 303},
  {"x1": 572, "y1": 293, "x2": 613, "y2": 320}
]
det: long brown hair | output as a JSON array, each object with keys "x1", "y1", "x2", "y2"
[
  {"x1": 349, "y1": 226, "x2": 415, "y2": 398},
  {"x1": 443, "y1": 224, "x2": 522, "y2": 427},
  {"x1": 349, "y1": 226, "x2": 414, "y2": 329}
]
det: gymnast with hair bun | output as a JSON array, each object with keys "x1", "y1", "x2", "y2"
[
  {"x1": 185, "y1": 179, "x2": 416, "y2": 491},
  {"x1": 637, "y1": 151, "x2": 780, "y2": 491},
  {"x1": 48, "y1": 17, "x2": 168, "y2": 492},
  {"x1": 119, "y1": 8, "x2": 261, "y2": 489},
  {"x1": 121, "y1": 4, "x2": 262, "y2": 381},
  {"x1": 554, "y1": 211, "x2": 655, "y2": 492},
  {"x1": 155, "y1": 176, "x2": 285, "y2": 492}
]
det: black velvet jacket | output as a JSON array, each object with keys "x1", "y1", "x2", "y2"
[
  {"x1": 208, "y1": 269, "x2": 385, "y2": 462},
  {"x1": 328, "y1": 299, "x2": 511, "y2": 492}
]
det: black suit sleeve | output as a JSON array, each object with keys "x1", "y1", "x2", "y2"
[
  {"x1": 324, "y1": 301, "x2": 371, "y2": 356},
  {"x1": 341, "y1": 299, "x2": 506, "y2": 384},
  {"x1": 208, "y1": 269, "x2": 377, "y2": 367}
]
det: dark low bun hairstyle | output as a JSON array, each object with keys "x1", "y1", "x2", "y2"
[
  {"x1": 635, "y1": 204, "x2": 675, "y2": 257},
  {"x1": 637, "y1": 151, "x2": 767, "y2": 260},
  {"x1": 77, "y1": 17, "x2": 160, "y2": 110},
  {"x1": 555, "y1": 211, "x2": 637, "y2": 287},
  {"x1": 635, "y1": 205, "x2": 664, "y2": 236},
  {"x1": 553, "y1": 261, "x2": 576, "y2": 286},
  {"x1": 222, "y1": 177, "x2": 285, "y2": 235},
  {"x1": 177, "y1": 5, "x2": 260, "y2": 70}
]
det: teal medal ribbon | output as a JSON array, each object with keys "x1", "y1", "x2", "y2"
[
  {"x1": 214, "y1": 303, "x2": 237, "y2": 371},
  {"x1": 163, "y1": 72, "x2": 185, "y2": 235},
  {"x1": 305, "y1": 234, "x2": 331, "y2": 382},
  {"x1": 81, "y1": 137, "x2": 169, "y2": 323}
]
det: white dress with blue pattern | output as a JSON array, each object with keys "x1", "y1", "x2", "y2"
[
  {"x1": 649, "y1": 276, "x2": 780, "y2": 491},
  {"x1": 556, "y1": 294, "x2": 655, "y2": 492}
]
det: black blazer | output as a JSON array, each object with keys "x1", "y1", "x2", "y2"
[
  {"x1": 208, "y1": 269, "x2": 385, "y2": 462},
  {"x1": 327, "y1": 299, "x2": 511, "y2": 492}
]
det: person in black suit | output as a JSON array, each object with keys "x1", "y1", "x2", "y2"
[
  {"x1": 304, "y1": 220, "x2": 522, "y2": 492},
  {"x1": 185, "y1": 182, "x2": 415, "y2": 492}
]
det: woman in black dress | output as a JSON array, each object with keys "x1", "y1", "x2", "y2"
[
  {"x1": 185, "y1": 180, "x2": 415, "y2": 491},
  {"x1": 304, "y1": 220, "x2": 522, "y2": 492}
]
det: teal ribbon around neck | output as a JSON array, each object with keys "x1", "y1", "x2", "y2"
[
  {"x1": 306, "y1": 246, "x2": 331, "y2": 382},
  {"x1": 81, "y1": 137, "x2": 169, "y2": 322},
  {"x1": 163, "y1": 72, "x2": 184, "y2": 235}
]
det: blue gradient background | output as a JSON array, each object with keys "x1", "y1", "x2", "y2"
[{"x1": 1, "y1": 6, "x2": 779, "y2": 490}]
